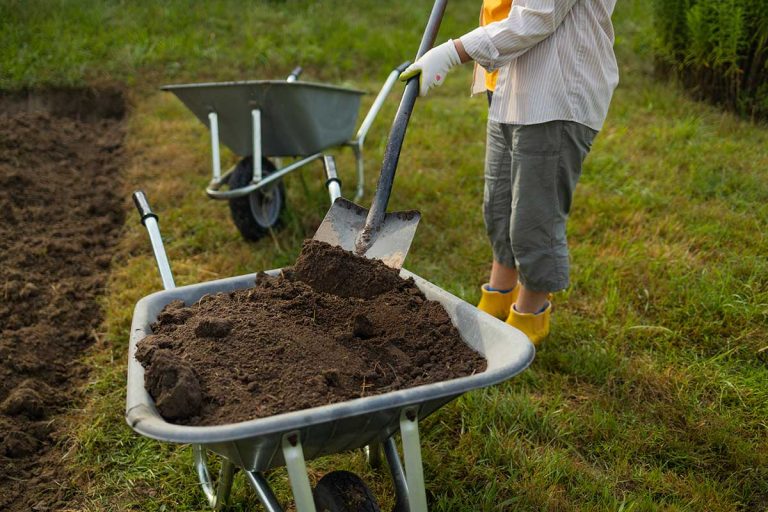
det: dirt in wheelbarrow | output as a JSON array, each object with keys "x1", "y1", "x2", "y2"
[
  {"x1": 137, "y1": 240, "x2": 487, "y2": 426},
  {"x1": 0, "y1": 88, "x2": 126, "y2": 511}
]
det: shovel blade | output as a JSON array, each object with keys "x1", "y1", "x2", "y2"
[{"x1": 313, "y1": 198, "x2": 420, "y2": 269}]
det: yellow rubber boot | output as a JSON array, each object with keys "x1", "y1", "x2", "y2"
[
  {"x1": 477, "y1": 283, "x2": 520, "y2": 320},
  {"x1": 506, "y1": 302, "x2": 551, "y2": 346}
]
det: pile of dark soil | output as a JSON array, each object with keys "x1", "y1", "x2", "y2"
[
  {"x1": 136, "y1": 240, "x2": 486, "y2": 426},
  {"x1": 0, "y1": 90, "x2": 125, "y2": 510}
]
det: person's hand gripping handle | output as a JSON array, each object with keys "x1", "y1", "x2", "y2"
[{"x1": 399, "y1": 40, "x2": 469, "y2": 96}]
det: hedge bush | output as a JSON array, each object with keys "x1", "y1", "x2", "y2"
[{"x1": 653, "y1": 0, "x2": 768, "y2": 119}]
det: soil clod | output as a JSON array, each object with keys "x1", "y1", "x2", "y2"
[
  {"x1": 194, "y1": 316, "x2": 233, "y2": 339},
  {"x1": 0, "y1": 380, "x2": 52, "y2": 419},
  {"x1": 291, "y1": 239, "x2": 405, "y2": 298},
  {"x1": 156, "y1": 300, "x2": 194, "y2": 325},
  {"x1": 3, "y1": 430, "x2": 41, "y2": 459},
  {"x1": 351, "y1": 313, "x2": 376, "y2": 339},
  {"x1": 143, "y1": 350, "x2": 203, "y2": 421}
]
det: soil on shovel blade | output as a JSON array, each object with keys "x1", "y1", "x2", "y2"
[
  {"x1": 136, "y1": 240, "x2": 487, "y2": 426},
  {"x1": 0, "y1": 89, "x2": 126, "y2": 510}
]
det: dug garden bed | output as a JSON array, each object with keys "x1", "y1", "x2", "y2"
[{"x1": 0, "y1": 88, "x2": 126, "y2": 511}]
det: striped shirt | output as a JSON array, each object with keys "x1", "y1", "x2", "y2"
[{"x1": 460, "y1": 0, "x2": 619, "y2": 131}]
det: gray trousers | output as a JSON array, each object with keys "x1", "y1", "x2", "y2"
[{"x1": 483, "y1": 117, "x2": 597, "y2": 292}]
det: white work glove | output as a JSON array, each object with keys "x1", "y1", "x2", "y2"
[{"x1": 399, "y1": 40, "x2": 462, "y2": 97}]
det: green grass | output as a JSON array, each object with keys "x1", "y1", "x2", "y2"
[
  {"x1": 4, "y1": 0, "x2": 768, "y2": 510},
  {"x1": 0, "y1": 0, "x2": 473, "y2": 90}
]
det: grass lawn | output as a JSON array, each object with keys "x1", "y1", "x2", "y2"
[{"x1": 4, "y1": 0, "x2": 767, "y2": 510}]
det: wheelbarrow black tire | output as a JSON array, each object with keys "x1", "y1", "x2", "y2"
[
  {"x1": 227, "y1": 156, "x2": 286, "y2": 241},
  {"x1": 313, "y1": 470, "x2": 381, "y2": 512}
]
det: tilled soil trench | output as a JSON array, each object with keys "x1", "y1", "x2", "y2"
[
  {"x1": 0, "y1": 89, "x2": 125, "y2": 510},
  {"x1": 136, "y1": 240, "x2": 487, "y2": 426}
]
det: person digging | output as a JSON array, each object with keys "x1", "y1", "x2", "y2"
[{"x1": 400, "y1": 0, "x2": 618, "y2": 345}]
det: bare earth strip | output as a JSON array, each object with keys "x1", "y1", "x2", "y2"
[{"x1": 0, "y1": 90, "x2": 125, "y2": 511}]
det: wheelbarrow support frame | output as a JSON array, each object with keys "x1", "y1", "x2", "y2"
[{"x1": 191, "y1": 406, "x2": 430, "y2": 512}]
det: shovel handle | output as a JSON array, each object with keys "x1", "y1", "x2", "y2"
[{"x1": 359, "y1": 0, "x2": 448, "y2": 251}]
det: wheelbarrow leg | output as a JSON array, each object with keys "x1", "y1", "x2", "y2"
[
  {"x1": 244, "y1": 471, "x2": 284, "y2": 512},
  {"x1": 251, "y1": 109, "x2": 263, "y2": 183},
  {"x1": 366, "y1": 440, "x2": 383, "y2": 469},
  {"x1": 400, "y1": 408, "x2": 428, "y2": 512},
  {"x1": 208, "y1": 112, "x2": 223, "y2": 184},
  {"x1": 194, "y1": 444, "x2": 235, "y2": 511},
  {"x1": 383, "y1": 408, "x2": 429, "y2": 512},
  {"x1": 282, "y1": 431, "x2": 317, "y2": 512}
]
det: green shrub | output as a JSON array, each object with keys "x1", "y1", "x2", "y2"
[{"x1": 653, "y1": 0, "x2": 768, "y2": 119}]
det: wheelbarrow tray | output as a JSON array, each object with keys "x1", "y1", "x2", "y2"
[
  {"x1": 162, "y1": 80, "x2": 364, "y2": 157},
  {"x1": 125, "y1": 269, "x2": 535, "y2": 472}
]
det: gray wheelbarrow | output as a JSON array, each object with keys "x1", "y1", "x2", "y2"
[
  {"x1": 127, "y1": 189, "x2": 534, "y2": 512},
  {"x1": 163, "y1": 61, "x2": 410, "y2": 242}
]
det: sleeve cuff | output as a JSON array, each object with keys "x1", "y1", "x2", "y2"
[{"x1": 460, "y1": 27, "x2": 501, "y2": 72}]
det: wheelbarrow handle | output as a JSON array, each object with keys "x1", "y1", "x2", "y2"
[
  {"x1": 358, "y1": 0, "x2": 448, "y2": 249},
  {"x1": 395, "y1": 60, "x2": 412, "y2": 74},
  {"x1": 322, "y1": 155, "x2": 342, "y2": 204},
  {"x1": 287, "y1": 66, "x2": 303, "y2": 82},
  {"x1": 132, "y1": 190, "x2": 176, "y2": 291},
  {"x1": 132, "y1": 190, "x2": 157, "y2": 226}
]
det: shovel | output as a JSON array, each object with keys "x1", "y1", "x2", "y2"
[{"x1": 313, "y1": 0, "x2": 447, "y2": 269}]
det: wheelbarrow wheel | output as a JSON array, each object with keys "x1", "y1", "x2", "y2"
[
  {"x1": 313, "y1": 470, "x2": 381, "y2": 512},
  {"x1": 227, "y1": 156, "x2": 286, "y2": 241}
]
